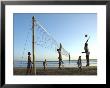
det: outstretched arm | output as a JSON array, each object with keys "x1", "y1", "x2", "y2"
[
  {"x1": 86, "y1": 39, "x2": 88, "y2": 43},
  {"x1": 86, "y1": 36, "x2": 90, "y2": 43}
]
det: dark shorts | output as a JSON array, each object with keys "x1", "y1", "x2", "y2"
[{"x1": 27, "y1": 63, "x2": 32, "y2": 68}]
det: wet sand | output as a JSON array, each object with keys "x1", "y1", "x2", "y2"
[{"x1": 14, "y1": 66, "x2": 97, "y2": 75}]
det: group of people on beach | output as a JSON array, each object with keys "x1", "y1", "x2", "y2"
[{"x1": 26, "y1": 35, "x2": 90, "y2": 74}]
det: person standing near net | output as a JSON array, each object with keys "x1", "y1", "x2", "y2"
[
  {"x1": 57, "y1": 43, "x2": 62, "y2": 69},
  {"x1": 77, "y1": 56, "x2": 82, "y2": 70},
  {"x1": 43, "y1": 59, "x2": 47, "y2": 70},
  {"x1": 57, "y1": 49, "x2": 62, "y2": 69},
  {"x1": 26, "y1": 52, "x2": 33, "y2": 75}
]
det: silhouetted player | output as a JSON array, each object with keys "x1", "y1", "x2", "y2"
[
  {"x1": 57, "y1": 43, "x2": 62, "y2": 69},
  {"x1": 26, "y1": 52, "x2": 33, "y2": 75},
  {"x1": 69, "y1": 53, "x2": 71, "y2": 64},
  {"x1": 77, "y1": 56, "x2": 82, "y2": 70},
  {"x1": 43, "y1": 59, "x2": 47, "y2": 70},
  {"x1": 82, "y1": 37, "x2": 90, "y2": 66}
]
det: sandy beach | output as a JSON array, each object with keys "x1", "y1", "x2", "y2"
[{"x1": 14, "y1": 66, "x2": 97, "y2": 75}]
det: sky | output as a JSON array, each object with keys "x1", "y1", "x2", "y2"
[{"x1": 14, "y1": 13, "x2": 97, "y2": 61}]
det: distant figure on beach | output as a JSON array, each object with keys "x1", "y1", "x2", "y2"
[
  {"x1": 82, "y1": 36, "x2": 90, "y2": 66},
  {"x1": 57, "y1": 50, "x2": 62, "y2": 69},
  {"x1": 77, "y1": 56, "x2": 82, "y2": 70},
  {"x1": 69, "y1": 53, "x2": 71, "y2": 64},
  {"x1": 57, "y1": 43, "x2": 63, "y2": 69},
  {"x1": 26, "y1": 52, "x2": 33, "y2": 75},
  {"x1": 43, "y1": 59, "x2": 47, "y2": 70},
  {"x1": 57, "y1": 49, "x2": 62, "y2": 69}
]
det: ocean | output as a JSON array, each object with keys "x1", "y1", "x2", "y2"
[{"x1": 14, "y1": 59, "x2": 97, "y2": 68}]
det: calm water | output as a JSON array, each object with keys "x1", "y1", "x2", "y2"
[{"x1": 14, "y1": 59, "x2": 97, "y2": 68}]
